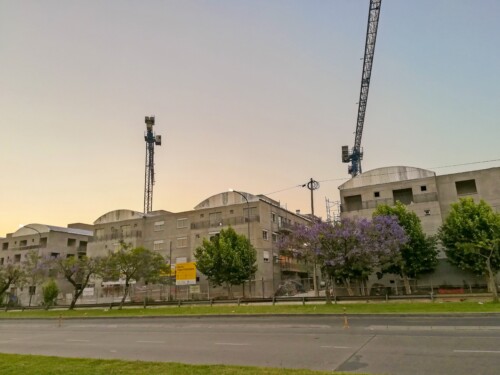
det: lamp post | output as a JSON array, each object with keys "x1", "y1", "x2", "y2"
[
  {"x1": 228, "y1": 189, "x2": 250, "y2": 240},
  {"x1": 229, "y1": 189, "x2": 251, "y2": 297},
  {"x1": 23, "y1": 225, "x2": 42, "y2": 307}
]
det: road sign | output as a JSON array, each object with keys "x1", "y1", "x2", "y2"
[{"x1": 175, "y1": 262, "x2": 197, "y2": 285}]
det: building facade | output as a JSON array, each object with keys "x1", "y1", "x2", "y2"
[
  {"x1": 338, "y1": 166, "x2": 500, "y2": 288},
  {"x1": 0, "y1": 223, "x2": 93, "y2": 305},
  {"x1": 87, "y1": 191, "x2": 311, "y2": 299}
]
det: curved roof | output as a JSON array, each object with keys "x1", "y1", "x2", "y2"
[
  {"x1": 93, "y1": 209, "x2": 144, "y2": 225},
  {"x1": 13, "y1": 223, "x2": 92, "y2": 237},
  {"x1": 338, "y1": 166, "x2": 435, "y2": 190},
  {"x1": 194, "y1": 191, "x2": 260, "y2": 210}
]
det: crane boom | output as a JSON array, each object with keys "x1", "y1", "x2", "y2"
[{"x1": 342, "y1": 0, "x2": 382, "y2": 177}]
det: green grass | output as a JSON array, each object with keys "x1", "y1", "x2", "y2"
[
  {"x1": 1, "y1": 301, "x2": 499, "y2": 319},
  {"x1": 0, "y1": 353, "x2": 361, "y2": 375}
]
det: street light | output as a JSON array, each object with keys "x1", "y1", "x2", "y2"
[
  {"x1": 228, "y1": 189, "x2": 250, "y2": 240},
  {"x1": 229, "y1": 189, "x2": 252, "y2": 297},
  {"x1": 23, "y1": 225, "x2": 42, "y2": 307}
]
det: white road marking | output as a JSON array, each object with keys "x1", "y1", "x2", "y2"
[
  {"x1": 321, "y1": 346, "x2": 351, "y2": 349},
  {"x1": 137, "y1": 340, "x2": 165, "y2": 344},
  {"x1": 66, "y1": 339, "x2": 90, "y2": 343},
  {"x1": 215, "y1": 342, "x2": 250, "y2": 346},
  {"x1": 454, "y1": 350, "x2": 500, "y2": 354}
]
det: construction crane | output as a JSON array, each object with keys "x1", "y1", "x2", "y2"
[
  {"x1": 342, "y1": 0, "x2": 382, "y2": 177},
  {"x1": 144, "y1": 116, "x2": 162, "y2": 214}
]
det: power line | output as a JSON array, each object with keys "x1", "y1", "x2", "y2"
[{"x1": 264, "y1": 158, "x2": 500, "y2": 196}]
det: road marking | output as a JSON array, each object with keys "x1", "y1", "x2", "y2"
[
  {"x1": 321, "y1": 346, "x2": 351, "y2": 349},
  {"x1": 454, "y1": 350, "x2": 500, "y2": 354},
  {"x1": 110, "y1": 350, "x2": 118, "y2": 353},
  {"x1": 137, "y1": 340, "x2": 165, "y2": 344},
  {"x1": 66, "y1": 339, "x2": 90, "y2": 343},
  {"x1": 215, "y1": 342, "x2": 250, "y2": 346}
]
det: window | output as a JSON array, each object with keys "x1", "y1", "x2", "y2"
[
  {"x1": 153, "y1": 240, "x2": 164, "y2": 251},
  {"x1": 420, "y1": 185, "x2": 427, "y2": 192},
  {"x1": 20, "y1": 240, "x2": 27, "y2": 247},
  {"x1": 2, "y1": 243, "x2": 8, "y2": 250},
  {"x1": 177, "y1": 218, "x2": 188, "y2": 228},
  {"x1": 0, "y1": 258, "x2": 4, "y2": 265},
  {"x1": 67, "y1": 238, "x2": 76, "y2": 247},
  {"x1": 94, "y1": 228, "x2": 104, "y2": 240},
  {"x1": 272, "y1": 232, "x2": 278, "y2": 243},
  {"x1": 209, "y1": 232, "x2": 220, "y2": 241},
  {"x1": 229, "y1": 210, "x2": 234, "y2": 214},
  {"x1": 243, "y1": 207, "x2": 258, "y2": 218},
  {"x1": 154, "y1": 221, "x2": 165, "y2": 231},
  {"x1": 263, "y1": 250, "x2": 270, "y2": 263},
  {"x1": 374, "y1": 191, "x2": 380, "y2": 198},
  {"x1": 120, "y1": 225, "x2": 131, "y2": 237},
  {"x1": 456, "y1": 179, "x2": 477, "y2": 195},
  {"x1": 278, "y1": 216, "x2": 283, "y2": 227},
  {"x1": 262, "y1": 230, "x2": 268, "y2": 240},
  {"x1": 209, "y1": 212, "x2": 222, "y2": 226},
  {"x1": 177, "y1": 237, "x2": 188, "y2": 248},
  {"x1": 271, "y1": 213, "x2": 276, "y2": 223},
  {"x1": 344, "y1": 195, "x2": 362, "y2": 211},
  {"x1": 392, "y1": 188, "x2": 414, "y2": 205},
  {"x1": 14, "y1": 254, "x2": 21, "y2": 263}
]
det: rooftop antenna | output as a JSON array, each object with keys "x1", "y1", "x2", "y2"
[{"x1": 144, "y1": 116, "x2": 161, "y2": 214}]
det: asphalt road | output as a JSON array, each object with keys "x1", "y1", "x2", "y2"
[{"x1": 1, "y1": 315, "x2": 500, "y2": 374}]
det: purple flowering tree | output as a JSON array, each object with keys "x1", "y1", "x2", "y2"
[{"x1": 280, "y1": 216, "x2": 407, "y2": 296}]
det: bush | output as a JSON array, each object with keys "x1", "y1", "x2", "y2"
[{"x1": 42, "y1": 279, "x2": 59, "y2": 310}]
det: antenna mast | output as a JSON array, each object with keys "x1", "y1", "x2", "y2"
[{"x1": 144, "y1": 116, "x2": 161, "y2": 213}]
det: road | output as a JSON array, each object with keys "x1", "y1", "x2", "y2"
[{"x1": 1, "y1": 315, "x2": 500, "y2": 374}]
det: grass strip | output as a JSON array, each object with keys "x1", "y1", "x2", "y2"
[
  {"x1": 0, "y1": 353, "x2": 359, "y2": 375},
  {"x1": 0, "y1": 301, "x2": 499, "y2": 319}
]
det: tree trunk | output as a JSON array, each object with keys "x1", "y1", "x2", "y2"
[
  {"x1": 486, "y1": 257, "x2": 499, "y2": 303},
  {"x1": 343, "y1": 278, "x2": 354, "y2": 296},
  {"x1": 69, "y1": 288, "x2": 83, "y2": 310},
  {"x1": 402, "y1": 274, "x2": 412, "y2": 295},
  {"x1": 324, "y1": 278, "x2": 332, "y2": 304},
  {"x1": 313, "y1": 260, "x2": 319, "y2": 297},
  {"x1": 226, "y1": 283, "x2": 233, "y2": 299},
  {"x1": 120, "y1": 281, "x2": 130, "y2": 309}
]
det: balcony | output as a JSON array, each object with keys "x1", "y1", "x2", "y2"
[
  {"x1": 190, "y1": 215, "x2": 260, "y2": 230},
  {"x1": 90, "y1": 230, "x2": 143, "y2": 242}
]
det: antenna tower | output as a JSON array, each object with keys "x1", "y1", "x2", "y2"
[{"x1": 144, "y1": 116, "x2": 162, "y2": 213}]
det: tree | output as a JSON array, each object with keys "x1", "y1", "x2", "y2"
[
  {"x1": 279, "y1": 217, "x2": 407, "y2": 296},
  {"x1": 194, "y1": 227, "x2": 257, "y2": 298},
  {"x1": 373, "y1": 201, "x2": 438, "y2": 294},
  {"x1": 439, "y1": 198, "x2": 500, "y2": 302},
  {"x1": 23, "y1": 251, "x2": 48, "y2": 307},
  {"x1": 278, "y1": 220, "x2": 326, "y2": 296},
  {"x1": 51, "y1": 255, "x2": 102, "y2": 310},
  {"x1": 41, "y1": 279, "x2": 59, "y2": 310},
  {"x1": 102, "y1": 243, "x2": 168, "y2": 308},
  {"x1": 0, "y1": 263, "x2": 26, "y2": 304}
]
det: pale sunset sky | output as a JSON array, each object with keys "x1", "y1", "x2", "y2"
[{"x1": 1, "y1": 0, "x2": 499, "y2": 236}]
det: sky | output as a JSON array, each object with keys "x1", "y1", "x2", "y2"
[{"x1": 1, "y1": 0, "x2": 499, "y2": 237}]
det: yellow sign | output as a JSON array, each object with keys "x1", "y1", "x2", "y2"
[{"x1": 175, "y1": 262, "x2": 197, "y2": 285}]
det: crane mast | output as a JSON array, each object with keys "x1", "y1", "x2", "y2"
[
  {"x1": 144, "y1": 116, "x2": 162, "y2": 214},
  {"x1": 342, "y1": 0, "x2": 382, "y2": 177}
]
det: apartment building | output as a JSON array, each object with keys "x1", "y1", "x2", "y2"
[
  {"x1": 87, "y1": 191, "x2": 312, "y2": 298},
  {"x1": 0, "y1": 223, "x2": 93, "y2": 305},
  {"x1": 338, "y1": 165, "x2": 500, "y2": 287}
]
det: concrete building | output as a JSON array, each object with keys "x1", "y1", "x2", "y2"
[
  {"x1": 0, "y1": 223, "x2": 93, "y2": 305},
  {"x1": 87, "y1": 191, "x2": 311, "y2": 299},
  {"x1": 338, "y1": 166, "x2": 500, "y2": 289}
]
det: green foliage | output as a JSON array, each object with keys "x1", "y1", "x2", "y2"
[
  {"x1": 439, "y1": 198, "x2": 500, "y2": 276},
  {"x1": 194, "y1": 227, "x2": 257, "y2": 293},
  {"x1": 41, "y1": 279, "x2": 59, "y2": 309},
  {"x1": 101, "y1": 243, "x2": 168, "y2": 306},
  {"x1": 0, "y1": 263, "x2": 26, "y2": 300},
  {"x1": 373, "y1": 201, "x2": 438, "y2": 278},
  {"x1": 51, "y1": 255, "x2": 102, "y2": 309}
]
